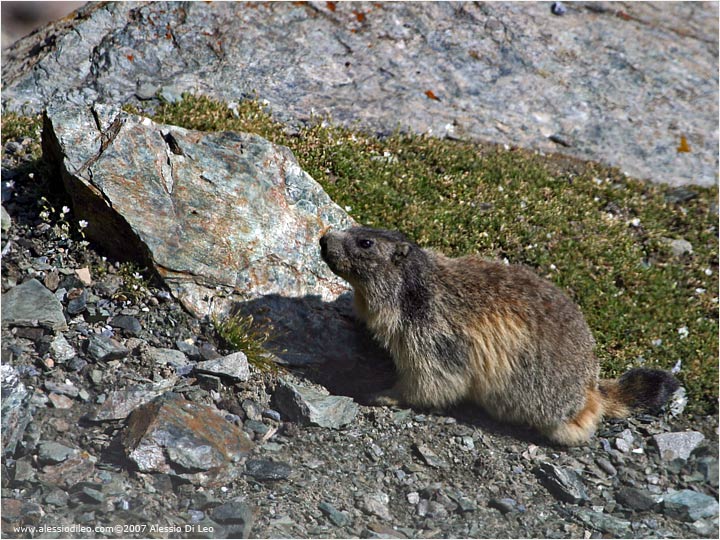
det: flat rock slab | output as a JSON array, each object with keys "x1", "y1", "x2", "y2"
[
  {"x1": 42, "y1": 102, "x2": 353, "y2": 319},
  {"x1": 534, "y1": 462, "x2": 590, "y2": 504},
  {"x1": 1, "y1": 278, "x2": 67, "y2": 331},
  {"x1": 662, "y1": 489, "x2": 719, "y2": 522},
  {"x1": 196, "y1": 352, "x2": 250, "y2": 381},
  {"x1": 4, "y1": 1, "x2": 718, "y2": 186},
  {"x1": 1, "y1": 364, "x2": 34, "y2": 457},
  {"x1": 272, "y1": 379, "x2": 359, "y2": 429},
  {"x1": 123, "y1": 393, "x2": 253, "y2": 486}
]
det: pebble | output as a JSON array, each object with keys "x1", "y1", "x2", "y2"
[
  {"x1": 572, "y1": 508, "x2": 631, "y2": 536},
  {"x1": 1, "y1": 278, "x2": 68, "y2": 330},
  {"x1": 319, "y1": 501, "x2": 351, "y2": 527},
  {"x1": 695, "y1": 457, "x2": 719, "y2": 487},
  {"x1": 550, "y1": 2, "x2": 567, "y2": 16},
  {"x1": 86, "y1": 334, "x2": 129, "y2": 362},
  {"x1": 272, "y1": 379, "x2": 358, "y2": 429},
  {"x1": 196, "y1": 352, "x2": 250, "y2": 381},
  {"x1": 148, "y1": 347, "x2": 189, "y2": 369},
  {"x1": 37, "y1": 441, "x2": 79, "y2": 464},
  {"x1": 66, "y1": 288, "x2": 88, "y2": 314},
  {"x1": 245, "y1": 459, "x2": 292, "y2": 482},
  {"x1": 662, "y1": 489, "x2": 719, "y2": 522},
  {"x1": 360, "y1": 492, "x2": 392, "y2": 521},
  {"x1": 109, "y1": 315, "x2": 142, "y2": 336},
  {"x1": 615, "y1": 487, "x2": 657, "y2": 512},
  {"x1": 595, "y1": 457, "x2": 617, "y2": 476},
  {"x1": 414, "y1": 443, "x2": 448, "y2": 469},
  {"x1": 488, "y1": 497, "x2": 517, "y2": 514},
  {"x1": 208, "y1": 498, "x2": 254, "y2": 538},
  {"x1": 534, "y1": 462, "x2": 589, "y2": 504},
  {"x1": 48, "y1": 393, "x2": 74, "y2": 409},
  {"x1": 652, "y1": 431, "x2": 705, "y2": 461},
  {"x1": 49, "y1": 334, "x2": 76, "y2": 362}
]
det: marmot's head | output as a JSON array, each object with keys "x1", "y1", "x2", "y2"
[{"x1": 319, "y1": 227, "x2": 418, "y2": 288}]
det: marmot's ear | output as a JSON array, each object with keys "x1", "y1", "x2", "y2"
[{"x1": 392, "y1": 242, "x2": 411, "y2": 263}]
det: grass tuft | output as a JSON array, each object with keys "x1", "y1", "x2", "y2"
[{"x1": 213, "y1": 313, "x2": 281, "y2": 373}]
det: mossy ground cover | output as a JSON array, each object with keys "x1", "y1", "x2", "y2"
[{"x1": 4, "y1": 98, "x2": 717, "y2": 413}]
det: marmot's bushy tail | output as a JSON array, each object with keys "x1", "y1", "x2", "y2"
[{"x1": 600, "y1": 367, "x2": 680, "y2": 418}]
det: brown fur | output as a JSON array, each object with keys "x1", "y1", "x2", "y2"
[{"x1": 319, "y1": 227, "x2": 679, "y2": 445}]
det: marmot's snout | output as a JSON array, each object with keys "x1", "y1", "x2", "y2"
[{"x1": 319, "y1": 230, "x2": 344, "y2": 274}]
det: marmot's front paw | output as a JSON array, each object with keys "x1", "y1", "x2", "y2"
[{"x1": 368, "y1": 387, "x2": 403, "y2": 407}]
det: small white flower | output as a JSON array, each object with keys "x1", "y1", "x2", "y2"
[
  {"x1": 344, "y1": 205, "x2": 352, "y2": 212},
  {"x1": 651, "y1": 339, "x2": 663, "y2": 347},
  {"x1": 705, "y1": 268, "x2": 713, "y2": 276},
  {"x1": 549, "y1": 264, "x2": 557, "y2": 271},
  {"x1": 78, "y1": 220, "x2": 89, "y2": 229},
  {"x1": 5, "y1": 180, "x2": 15, "y2": 189},
  {"x1": 629, "y1": 218, "x2": 641, "y2": 227},
  {"x1": 695, "y1": 288, "x2": 706, "y2": 294},
  {"x1": 677, "y1": 326, "x2": 689, "y2": 339},
  {"x1": 62, "y1": 206, "x2": 70, "y2": 214},
  {"x1": 498, "y1": 186, "x2": 504, "y2": 192},
  {"x1": 671, "y1": 359, "x2": 682, "y2": 374}
]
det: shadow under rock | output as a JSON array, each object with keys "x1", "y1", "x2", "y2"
[
  {"x1": 232, "y1": 292, "x2": 396, "y2": 402},
  {"x1": 234, "y1": 292, "x2": 559, "y2": 446}
]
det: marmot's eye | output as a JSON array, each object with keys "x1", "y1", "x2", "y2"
[{"x1": 358, "y1": 239, "x2": 374, "y2": 249}]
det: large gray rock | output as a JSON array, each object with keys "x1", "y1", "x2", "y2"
[
  {"x1": 1, "y1": 278, "x2": 67, "y2": 331},
  {"x1": 662, "y1": 489, "x2": 719, "y2": 522},
  {"x1": 42, "y1": 103, "x2": 353, "y2": 319},
  {"x1": 3, "y1": 2, "x2": 717, "y2": 186}
]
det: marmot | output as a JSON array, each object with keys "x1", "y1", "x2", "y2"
[{"x1": 319, "y1": 226, "x2": 679, "y2": 445}]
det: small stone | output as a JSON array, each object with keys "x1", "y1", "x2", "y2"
[
  {"x1": 1, "y1": 278, "x2": 68, "y2": 331},
  {"x1": 49, "y1": 334, "x2": 76, "y2": 362},
  {"x1": 1, "y1": 205, "x2": 11, "y2": 232},
  {"x1": 406, "y1": 492, "x2": 420, "y2": 505},
  {"x1": 534, "y1": 462, "x2": 589, "y2": 504},
  {"x1": 572, "y1": 508, "x2": 631, "y2": 536},
  {"x1": 595, "y1": 457, "x2": 617, "y2": 476},
  {"x1": 653, "y1": 431, "x2": 705, "y2": 461},
  {"x1": 664, "y1": 187, "x2": 697, "y2": 204},
  {"x1": 45, "y1": 380, "x2": 79, "y2": 397},
  {"x1": 148, "y1": 347, "x2": 189, "y2": 369},
  {"x1": 14, "y1": 458, "x2": 35, "y2": 482},
  {"x1": 86, "y1": 334, "x2": 129, "y2": 362},
  {"x1": 43, "y1": 488, "x2": 69, "y2": 507},
  {"x1": 48, "y1": 393, "x2": 74, "y2": 409},
  {"x1": 489, "y1": 498, "x2": 516, "y2": 514},
  {"x1": 413, "y1": 443, "x2": 448, "y2": 469},
  {"x1": 109, "y1": 315, "x2": 142, "y2": 336},
  {"x1": 196, "y1": 352, "x2": 250, "y2": 381},
  {"x1": 319, "y1": 501, "x2": 351, "y2": 527},
  {"x1": 38, "y1": 441, "x2": 79, "y2": 464},
  {"x1": 43, "y1": 269, "x2": 60, "y2": 291},
  {"x1": 360, "y1": 492, "x2": 392, "y2": 521},
  {"x1": 245, "y1": 459, "x2": 291, "y2": 482},
  {"x1": 663, "y1": 237, "x2": 693, "y2": 257},
  {"x1": 262, "y1": 409, "x2": 281, "y2": 422},
  {"x1": 615, "y1": 429, "x2": 634, "y2": 452},
  {"x1": 1, "y1": 365, "x2": 33, "y2": 456},
  {"x1": 209, "y1": 498, "x2": 254, "y2": 538},
  {"x1": 66, "y1": 288, "x2": 88, "y2": 314},
  {"x1": 176, "y1": 339, "x2": 200, "y2": 360},
  {"x1": 551, "y1": 2, "x2": 567, "y2": 16},
  {"x1": 696, "y1": 457, "x2": 719, "y2": 487},
  {"x1": 616, "y1": 487, "x2": 657, "y2": 512},
  {"x1": 75, "y1": 267, "x2": 92, "y2": 286},
  {"x1": 662, "y1": 489, "x2": 719, "y2": 522},
  {"x1": 272, "y1": 379, "x2": 358, "y2": 429}
]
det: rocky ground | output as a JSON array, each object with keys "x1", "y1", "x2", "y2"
[{"x1": 1, "y1": 129, "x2": 719, "y2": 539}]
